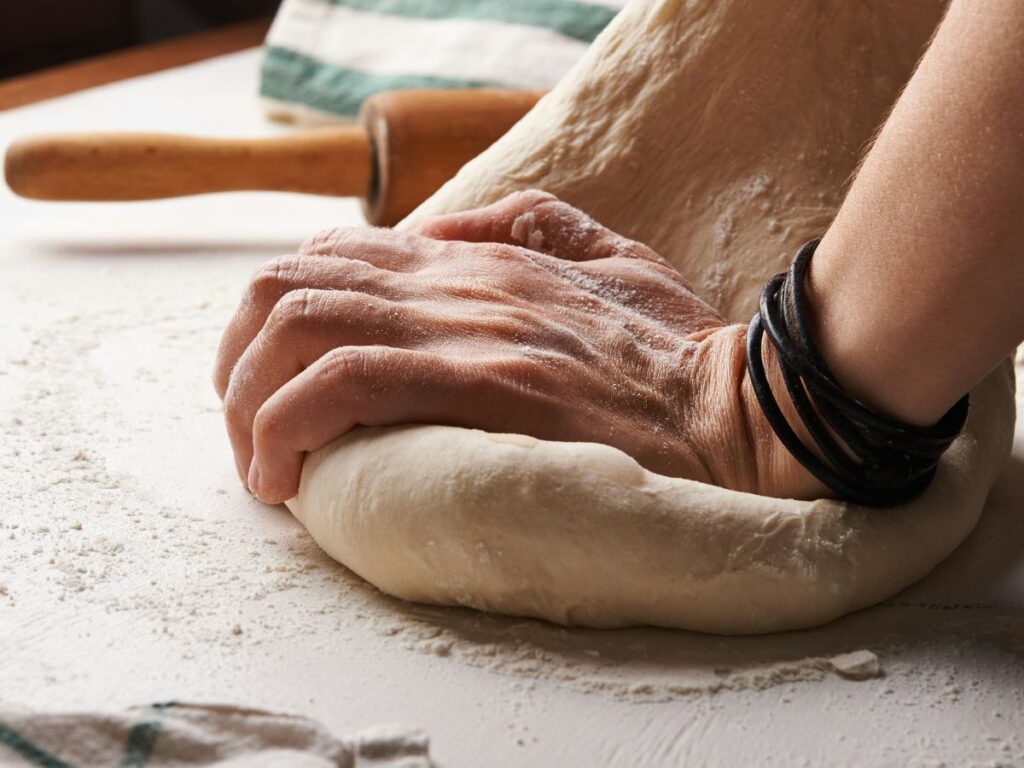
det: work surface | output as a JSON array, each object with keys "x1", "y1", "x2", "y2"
[{"x1": 2, "y1": 51, "x2": 1024, "y2": 767}]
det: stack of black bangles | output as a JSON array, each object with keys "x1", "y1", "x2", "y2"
[{"x1": 746, "y1": 238, "x2": 969, "y2": 507}]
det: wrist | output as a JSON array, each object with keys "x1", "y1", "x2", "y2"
[
  {"x1": 804, "y1": 231, "x2": 957, "y2": 427},
  {"x1": 738, "y1": 330, "x2": 831, "y2": 500},
  {"x1": 692, "y1": 324, "x2": 828, "y2": 500}
]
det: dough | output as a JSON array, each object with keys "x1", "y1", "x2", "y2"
[
  {"x1": 289, "y1": 366, "x2": 1012, "y2": 635},
  {"x1": 286, "y1": 0, "x2": 1017, "y2": 634},
  {"x1": 403, "y1": 0, "x2": 951, "y2": 320}
]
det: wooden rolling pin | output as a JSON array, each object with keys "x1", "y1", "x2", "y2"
[{"x1": 3, "y1": 89, "x2": 542, "y2": 226}]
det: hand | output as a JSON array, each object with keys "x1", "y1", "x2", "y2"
[{"x1": 214, "y1": 191, "x2": 826, "y2": 504}]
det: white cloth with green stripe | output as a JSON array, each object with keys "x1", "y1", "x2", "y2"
[
  {"x1": 260, "y1": 0, "x2": 624, "y2": 123},
  {"x1": 0, "y1": 702, "x2": 429, "y2": 767}
]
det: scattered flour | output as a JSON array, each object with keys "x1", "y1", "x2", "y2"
[
  {"x1": 0, "y1": 288, "x2": 890, "y2": 704},
  {"x1": 3, "y1": 250, "x2": 1024, "y2": 768}
]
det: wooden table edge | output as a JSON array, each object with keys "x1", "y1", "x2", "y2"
[{"x1": 0, "y1": 17, "x2": 272, "y2": 112}]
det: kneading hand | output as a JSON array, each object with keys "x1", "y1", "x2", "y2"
[{"x1": 214, "y1": 191, "x2": 824, "y2": 504}]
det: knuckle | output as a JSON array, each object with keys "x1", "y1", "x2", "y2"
[
  {"x1": 488, "y1": 242, "x2": 524, "y2": 262},
  {"x1": 487, "y1": 241, "x2": 520, "y2": 259},
  {"x1": 298, "y1": 226, "x2": 352, "y2": 256},
  {"x1": 489, "y1": 243, "x2": 539, "y2": 270},
  {"x1": 448, "y1": 244, "x2": 538, "y2": 291},
  {"x1": 269, "y1": 288, "x2": 322, "y2": 331},
  {"x1": 250, "y1": 405, "x2": 279, "y2": 444},
  {"x1": 249, "y1": 257, "x2": 303, "y2": 304},
  {"x1": 334, "y1": 257, "x2": 391, "y2": 294},
  {"x1": 318, "y1": 345, "x2": 377, "y2": 383}
]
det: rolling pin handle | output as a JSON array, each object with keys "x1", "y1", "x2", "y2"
[
  {"x1": 4, "y1": 129, "x2": 374, "y2": 201},
  {"x1": 3, "y1": 89, "x2": 543, "y2": 223},
  {"x1": 360, "y1": 89, "x2": 543, "y2": 226}
]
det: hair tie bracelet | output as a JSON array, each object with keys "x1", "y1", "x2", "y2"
[{"x1": 745, "y1": 238, "x2": 969, "y2": 506}]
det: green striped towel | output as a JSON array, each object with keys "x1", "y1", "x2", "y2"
[
  {"x1": 0, "y1": 702, "x2": 429, "y2": 767},
  {"x1": 260, "y1": 0, "x2": 625, "y2": 124}
]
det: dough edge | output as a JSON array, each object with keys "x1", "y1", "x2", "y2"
[{"x1": 287, "y1": 360, "x2": 1014, "y2": 635}]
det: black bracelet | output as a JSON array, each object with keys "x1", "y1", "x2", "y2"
[{"x1": 745, "y1": 238, "x2": 969, "y2": 506}]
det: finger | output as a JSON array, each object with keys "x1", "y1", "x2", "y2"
[
  {"x1": 248, "y1": 346, "x2": 468, "y2": 503},
  {"x1": 417, "y1": 189, "x2": 671, "y2": 267},
  {"x1": 298, "y1": 225, "x2": 434, "y2": 269},
  {"x1": 247, "y1": 347, "x2": 569, "y2": 504},
  {"x1": 413, "y1": 189, "x2": 559, "y2": 244},
  {"x1": 214, "y1": 255, "x2": 403, "y2": 399},
  {"x1": 222, "y1": 288, "x2": 429, "y2": 482}
]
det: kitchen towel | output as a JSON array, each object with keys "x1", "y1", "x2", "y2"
[
  {"x1": 260, "y1": 0, "x2": 625, "y2": 123},
  {"x1": 0, "y1": 702, "x2": 430, "y2": 767}
]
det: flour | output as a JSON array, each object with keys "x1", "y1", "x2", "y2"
[
  {"x1": 388, "y1": 612, "x2": 884, "y2": 700},
  {"x1": 6, "y1": 42, "x2": 1024, "y2": 766},
  {"x1": 0, "y1": 284, "x2": 896, "y2": 702},
  {"x1": 511, "y1": 211, "x2": 546, "y2": 252},
  {"x1": 6, "y1": 275, "x2": 1023, "y2": 716}
]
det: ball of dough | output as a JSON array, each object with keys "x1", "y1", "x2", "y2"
[{"x1": 287, "y1": 362, "x2": 1014, "y2": 634}]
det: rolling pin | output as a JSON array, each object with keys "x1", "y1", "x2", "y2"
[{"x1": 3, "y1": 89, "x2": 542, "y2": 227}]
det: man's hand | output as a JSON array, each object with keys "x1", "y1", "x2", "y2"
[{"x1": 214, "y1": 191, "x2": 824, "y2": 504}]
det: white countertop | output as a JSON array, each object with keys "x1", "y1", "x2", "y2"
[{"x1": 2, "y1": 49, "x2": 1023, "y2": 767}]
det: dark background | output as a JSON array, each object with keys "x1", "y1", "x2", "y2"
[{"x1": 0, "y1": 0, "x2": 282, "y2": 79}]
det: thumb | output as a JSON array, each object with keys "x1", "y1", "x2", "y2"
[
  {"x1": 416, "y1": 190, "x2": 665, "y2": 264},
  {"x1": 414, "y1": 189, "x2": 558, "y2": 245}
]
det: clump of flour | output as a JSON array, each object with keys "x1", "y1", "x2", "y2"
[{"x1": 511, "y1": 211, "x2": 546, "y2": 251}]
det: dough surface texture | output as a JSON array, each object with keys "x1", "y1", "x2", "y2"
[
  {"x1": 286, "y1": 0, "x2": 1017, "y2": 633},
  {"x1": 289, "y1": 366, "x2": 1012, "y2": 635}
]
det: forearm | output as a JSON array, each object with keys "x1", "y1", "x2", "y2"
[{"x1": 807, "y1": 0, "x2": 1024, "y2": 425}]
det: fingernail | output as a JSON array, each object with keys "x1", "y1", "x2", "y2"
[{"x1": 248, "y1": 463, "x2": 261, "y2": 499}]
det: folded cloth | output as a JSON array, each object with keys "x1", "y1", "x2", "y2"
[
  {"x1": 0, "y1": 702, "x2": 429, "y2": 767},
  {"x1": 260, "y1": 0, "x2": 625, "y2": 124}
]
